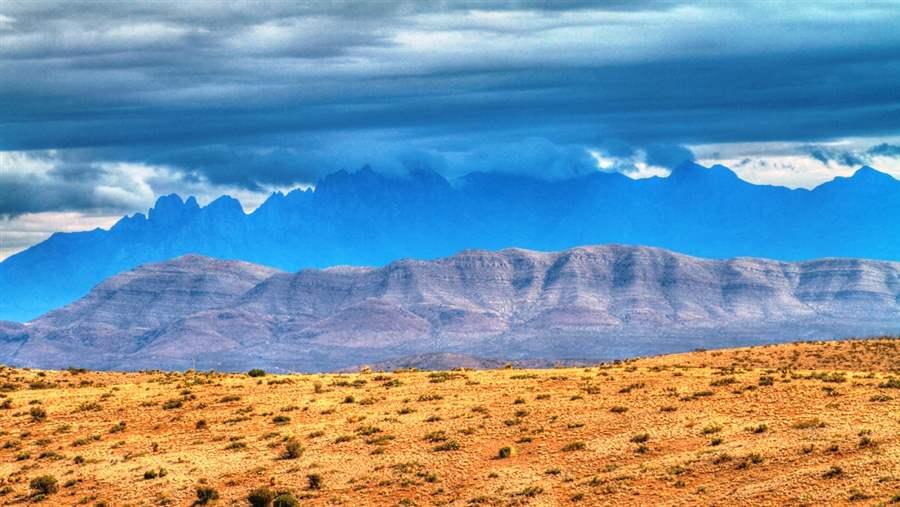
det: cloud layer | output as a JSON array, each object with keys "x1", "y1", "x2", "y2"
[{"x1": 2, "y1": 1, "x2": 900, "y2": 256}]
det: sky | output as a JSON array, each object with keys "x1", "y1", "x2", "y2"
[{"x1": 1, "y1": 0, "x2": 900, "y2": 259}]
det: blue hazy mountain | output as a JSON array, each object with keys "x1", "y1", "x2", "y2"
[{"x1": 1, "y1": 162, "x2": 898, "y2": 322}]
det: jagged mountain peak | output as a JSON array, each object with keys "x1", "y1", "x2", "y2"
[
  {"x1": 667, "y1": 161, "x2": 741, "y2": 184},
  {"x1": 1, "y1": 162, "x2": 899, "y2": 322}
]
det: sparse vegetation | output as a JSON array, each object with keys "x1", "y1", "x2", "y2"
[{"x1": 0, "y1": 338, "x2": 897, "y2": 505}]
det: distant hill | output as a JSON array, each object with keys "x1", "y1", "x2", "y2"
[
  {"x1": 2, "y1": 245, "x2": 898, "y2": 371},
  {"x1": 1, "y1": 162, "x2": 898, "y2": 322}
]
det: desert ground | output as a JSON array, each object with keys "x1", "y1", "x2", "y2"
[{"x1": 1, "y1": 338, "x2": 899, "y2": 506}]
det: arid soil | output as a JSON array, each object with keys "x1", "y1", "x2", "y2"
[{"x1": 1, "y1": 338, "x2": 899, "y2": 506}]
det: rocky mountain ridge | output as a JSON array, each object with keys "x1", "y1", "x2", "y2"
[{"x1": 3, "y1": 244, "x2": 898, "y2": 371}]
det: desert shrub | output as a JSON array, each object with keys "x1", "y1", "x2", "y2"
[
  {"x1": 273, "y1": 493, "x2": 299, "y2": 507},
  {"x1": 30, "y1": 475, "x2": 58, "y2": 496},
  {"x1": 848, "y1": 489, "x2": 871, "y2": 501},
  {"x1": 110, "y1": 421, "x2": 126, "y2": 433},
  {"x1": 562, "y1": 441, "x2": 586, "y2": 452},
  {"x1": 822, "y1": 465, "x2": 843, "y2": 479},
  {"x1": 498, "y1": 446, "x2": 516, "y2": 459},
  {"x1": 282, "y1": 437, "x2": 303, "y2": 459},
  {"x1": 710, "y1": 376, "x2": 737, "y2": 387},
  {"x1": 225, "y1": 440, "x2": 247, "y2": 451},
  {"x1": 630, "y1": 433, "x2": 650, "y2": 443},
  {"x1": 195, "y1": 486, "x2": 219, "y2": 504},
  {"x1": 307, "y1": 473, "x2": 323, "y2": 490},
  {"x1": 356, "y1": 425, "x2": 381, "y2": 436},
  {"x1": 161, "y1": 399, "x2": 183, "y2": 410},
  {"x1": 272, "y1": 415, "x2": 290, "y2": 425},
  {"x1": 879, "y1": 377, "x2": 900, "y2": 389},
  {"x1": 792, "y1": 418, "x2": 825, "y2": 430},
  {"x1": 701, "y1": 424, "x2": 722, "y2": 435},
  {"x1": 30, "y1": 407, "x2": 47, "y2": 422},
  {"x1": 248, "y1": 369, "x2": 266, "y2": 377},
  {"x1": 76, "y1": 401, "x2": 102, "y2": 412},
  {"x1": 433, "y1": 440, "x2": 461, "y2": 452},
  {"x1": 195, "y1": 419, "x2": 208, "y2": 430},
  {"x1": 247, "y1": 487, "x2": 275, "y2": 507},
  {"x1": 516, "y1": 486, "x2": 543, "y2": 497},
  {"x1": 609, "y1": 406, "x2": 628, "y2": 413},
  {"x1": 343, "y1": 395, "x2": 355, "y2": 404},
  {"x1": 219, "y1": 395, "x2": 241, "y2": 402},
  {"x1": 424, "y1": 430, "x2": 447, "y2": 442},
  {"x1": 747, "y1": 423, "x2": 768, "y2": 434}
]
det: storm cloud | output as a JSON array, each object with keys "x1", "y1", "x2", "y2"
[{"x1": 1, "y1": 0, "x2": 900, "y2": 254}]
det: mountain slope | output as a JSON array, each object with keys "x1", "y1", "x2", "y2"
[
  {"x1": 2, "y1": 245, "x2": 898, "y2": 371},
  {"x1": 1, "y1": 163, "x2": 899, "y2": 322}
]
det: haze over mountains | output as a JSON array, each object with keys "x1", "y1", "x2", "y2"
[
  {"x1": 1, "y1": 162, "x2": 899, "y2": 322},
  {"x1": 2, "y1": 245, "x2": 898, "y2": 372}
]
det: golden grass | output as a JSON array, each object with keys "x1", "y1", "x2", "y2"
[{"x1": 1, "y1": 338, "x2": 898, "y2": 506}]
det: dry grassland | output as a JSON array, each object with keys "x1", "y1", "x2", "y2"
[{"x1": 1, "y1": 338, "x2": 899, "y2": 506}]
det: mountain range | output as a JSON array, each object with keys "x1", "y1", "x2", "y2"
[
  {"x1": 2, "y1": 245, "x2": 898, "y2": 371},
  {"x1": 1, "y1": 162, "x2": 899, "y2": 322}
]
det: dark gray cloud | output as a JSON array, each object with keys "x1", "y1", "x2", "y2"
[
  {"x1": 1, "y1": 0, "x2": 900, "y2": 216},
  {"x1": 807, "y1": 147, "x2": 865, "y2": 167},
  {"x1": 868, "y1": 143, "x2": 900, "y2": 158}
]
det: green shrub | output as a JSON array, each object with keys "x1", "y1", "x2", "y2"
[
  {"x1": 307, "y1": 473, "x2": 323, "y2": 490},
  {"x1": 248, "y1": 369, "x2": 266, "y2": 377}
]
